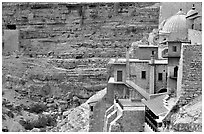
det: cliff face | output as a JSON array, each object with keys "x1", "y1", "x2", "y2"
[
  {"x1": 2, "y1": 2, "x2": 160, "y2": 132},
  {"x1": 2, "y1": 2, "x2": 159, "y2": 58}
]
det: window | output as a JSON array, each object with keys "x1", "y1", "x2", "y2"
[
  {"x1": 172, "y1": 46, "x2": 177, "y2": 52},
  {"x1": 141, "y1": 71, "x2": 146, "y2": 79},
  {"x1": 152, "y1": 51, "x2": 155, "y2": 55},
  {"x1": 174, "y1": 66, "x2": 178, "y2": 77},
  {"x1": 117, "y1": 70, "x2": 123, "y2": 82},
  {"x1": 158, "y1": 73, "x2": 163, "y2": 81},
  {"x1": 192, "y1": 24, "x2": 194, "y2": 29},
  {"x1": 90, "y1": 106, "x2": 94, "y2": 112}
]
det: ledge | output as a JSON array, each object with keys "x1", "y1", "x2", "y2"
[{"x1": 108, "y1": 77, "x2": 125, "y2": 84}]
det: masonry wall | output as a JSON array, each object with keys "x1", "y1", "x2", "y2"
[
  {"x1": 135, "y1": 47, "x2": 158, "y2": 60},
  {"x1": 130, "y1": 62, "x2": 150, "y2": 93},
  {"x1": 113, "y1": 64, "x2": 126, "y2": 82},
  {"x1": 155, "y1": 64, "x2": 167, "y2": 93},
  {"x1": 120, "y1": 110, "x2": 145, "y2": 132},
  {"x1": 113, "y1": 84, "x2": 129, "y2": 99},
  {"x1": 167, "y1": 57, "x2": 180, "y2": 93},
  {"x1": 177, "y1": 44, "x2": 202, "y2": 105}
]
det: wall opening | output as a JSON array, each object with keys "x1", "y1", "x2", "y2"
[
  {"x1": 172, "y1": 46, "x2": 177, "y2": 52},
  {"x1": 141, "y1": 71, "x2": 146, "y2": 79},
  {"x1": 6, "y1": 24, "x2": 16, "y2": 30},
  {"x1": 117, "y1": 70, "x2": 123, "y2": 82},
  {"x1": 158, "y1": 73, "x2": 163, "y2": 81},
  {"x1": 90, "y1": 106, "x2": 94, "y2": 112},
  {"x1": 174, "y1": 66, "x2": 178, "y2": 77}
]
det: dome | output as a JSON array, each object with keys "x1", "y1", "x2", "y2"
[
  {"x1": 186, "y1": 4, "x2": 198, "y2": 19},
  {"x1": 161, "y1": 9, "x2": 187, "y2": 40}
]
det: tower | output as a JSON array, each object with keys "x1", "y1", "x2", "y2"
[{"x1": 186, "y1": 4, "x2": 200, "y2": 30}]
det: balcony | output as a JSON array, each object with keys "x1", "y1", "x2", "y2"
[{"x1": 108, "y1": 77, "x2": 124, "y2": 84}]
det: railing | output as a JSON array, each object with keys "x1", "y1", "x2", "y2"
[
  {"x1": 109, "y1": 100, "x2": 123, "y2": 132},
  {"x1": 104, "y1": 105, "x2": 115, "y2": 132},
  {"x1": 145, "y1": 116, "x2": 158, "y2": 132},
  {"x1": 117, "y1": 99, "x2": 124, "y2": 110}
]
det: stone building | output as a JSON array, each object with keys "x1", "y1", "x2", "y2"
[
  {"x1": 142, "y1": 5, "x2": 202, "y2": 132},
  {"x1": 103, "y1": 3, "x2": 202, "y2": 132},
  {"x1": 103, "y1": 28, "x2": 169, "y2": 132}
]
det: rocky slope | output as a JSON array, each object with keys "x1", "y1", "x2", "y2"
[{"x1": 2, "y1": 2, "x2": 160, "y2": 132}]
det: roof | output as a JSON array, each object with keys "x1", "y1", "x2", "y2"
[
  {"x1": 109, "y1": 58, "x2": 167, "y2": 65},
  {"x1": 108, "y1": 58, "x2": 150, "y2": 65},
  {"x1": 142, "y1": 94, "x2": 169, "y2": 116},
  {"x1": 154, "y1": 59, "x2": 168, "y2": 64},
  {"x1": 186, "y1": 4, "x2": 199, "y2": 19},
  {"x1": 118, "y1": 99, "x2": 145, "y2": 107},
  {"x1": 161, "y1": 9, "x2": 188, "y2": 40},
  {"x1": 160, "y1": 40, "x2": 190, "y2": 44},
  {"x1": 87, "y1": 88, "x2": 107, "y2": 104},
  {"x1": 138, "y1": 45, "x2": 158, "y2": 48},
  {"x1": 108, "y1": 77, "x2": 124, "y2": 84}
]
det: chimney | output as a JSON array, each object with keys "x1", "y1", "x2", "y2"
[
  {"x1": 126, "y1": 47, "x2": 130, "y2": 80},
  {"x1": 149, "y1": 52, "x2": 155, "y2": 94},
  {"x1": 150, "y1": 51, "x2": 155, "y2": 64}
]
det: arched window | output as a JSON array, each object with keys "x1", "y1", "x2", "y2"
[
  {"x1": 192, "y1": 23, "x2": 194, "y2": 29},
  {"x1": 174, "y1": 66, "x2": 178, "y2": 77}
]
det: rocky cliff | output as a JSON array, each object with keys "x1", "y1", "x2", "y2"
[{"x1": 2, "y1": 2, "x2": 160, "y2": 132}]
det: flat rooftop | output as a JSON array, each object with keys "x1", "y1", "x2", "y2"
[
  {"x1": 138, "y1": 45, "x2": 159, "y2": 48},
  {"x1": 118, "y1": 99, "x2": 145, "y2": 111},
  {"x1": 108, "y1": 77, "x2": 125, "y2": 84},
  {"x1": 108, "y1": 58, "x2": 167, "y2": 65},
  {"x1": 118, "y1": 99, "x2": 145, "y2": 107}
]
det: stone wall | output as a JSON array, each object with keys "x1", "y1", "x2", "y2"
[
  {"x1": 163, "y1": 44, "x2": 202, "y2": 132},
  {"x1": 113, "y1": 110, "x2": 145, "y2": 132},
  {"x1": 130, "y1": 62, "x2": 150, "y2": 93},
  {"x1": 177, "y1": 44, "x2": 202, "y2": 106}
]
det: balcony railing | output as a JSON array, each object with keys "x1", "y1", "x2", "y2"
[{"x1": 116, "y1": 99, "x2": 124, "y2": 110}]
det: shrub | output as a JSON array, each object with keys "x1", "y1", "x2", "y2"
[{"x1": 29, "y1": 103, "x2": 47, "y2": 114}]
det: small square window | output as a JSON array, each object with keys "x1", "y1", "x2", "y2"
[
  {"x1": 141, "y1": 71, "x2": 146, "y2": 79},
  {"x1": 158, "y1": 73, "x2": 163, "y2": 81},
  {"x1": 172, "y1": 46, "x2": 177, "y2": 52}
]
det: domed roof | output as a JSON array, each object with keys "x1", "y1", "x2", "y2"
[
  {"x1": 186, "y1": 4, "x2": 199, "y2": 19},
  {"x1": 161, "y1": 9, "x2": 187, "y2": 40}
]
